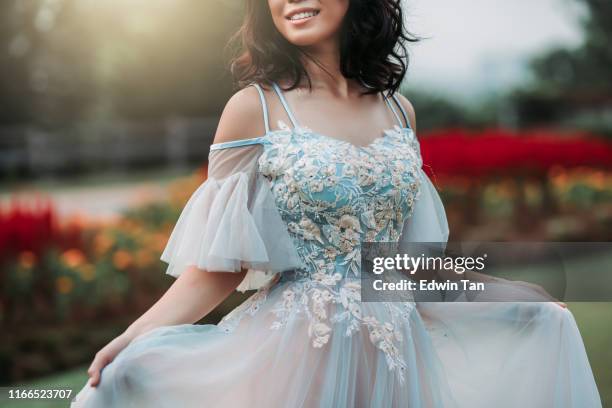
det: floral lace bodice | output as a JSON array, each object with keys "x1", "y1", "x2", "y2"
[
  {"x1": 258, "y1": 120, "x2": 423, "y2": 280},
  {"x1": 160, "y1": 82, "x2": 448, "y2": 384},
  {"x1": 216, "y1": 119, "x2": 424, "y2": 383}
]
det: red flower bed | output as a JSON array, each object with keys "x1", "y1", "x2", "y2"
[
  {"x1": 419, "y1": 128, "x2": 612, "y2": 179},
  {"x1": 0, "y1": 195, "x2": 83, "y2": 262}
]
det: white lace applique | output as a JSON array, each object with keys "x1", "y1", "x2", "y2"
[
  {"x1": 218, "y1": 285, "x2": 270, "y2": 333},
  {"x1": 268, "y1": 272, "x2": 414, "y2": 384}
]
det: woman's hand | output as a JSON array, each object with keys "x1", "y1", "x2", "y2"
[
  {"x1": 85, "y1": 266, "x2": 247, "y2": 387},
  {"x1": 87, "y1": 333, "x2": 132, "y2": 387}
]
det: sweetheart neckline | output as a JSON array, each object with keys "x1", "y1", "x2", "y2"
[
  {"x1": 302, "y1": 125, "x2": 403, "y2": 150},
  {"x1": 209, "y1": 122, "x2": 414, "y2": 151}
]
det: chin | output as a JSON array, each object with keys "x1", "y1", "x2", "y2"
[
  {"x1": 286, "y1": 32, "x2": 328, "y2": 47},
  {"x1": 283, "y1": 24, "x2": 340, "y2": 48}
]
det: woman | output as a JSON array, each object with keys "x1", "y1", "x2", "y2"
[{"x1": 72, "y1": 0, "x2": 602, "y2": 407}]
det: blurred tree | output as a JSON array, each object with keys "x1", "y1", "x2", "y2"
[
  {"x1": 531, "y1": 0, "x2": 611, "y2": 94},
  {"x1": 0, "y1": 0, "x2": 242, "y2": 127},
  {"x1": 0, "y1": 1, "x2": 35, "y2": 124},
  {"x1": 403, "y1": 89, "x2": 497, "y2": 132},
  {"x1": 512, "y1": 0, "x2": 612, "y2": 133}
]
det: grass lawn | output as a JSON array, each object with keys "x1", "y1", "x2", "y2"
[
  {"x1": 568, "y1": 302, "x2": 612, "y2": 407},
  {"x1": 1, "y1": 366, "x2": 88, "y2": 408}
]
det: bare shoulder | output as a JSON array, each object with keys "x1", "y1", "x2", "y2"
[
  {"x1": 213, "y1": 85, "x2": 267, "y2": 145},
  {"x1": 394, "y1": 93, "x2": 417, "y2": 133}
]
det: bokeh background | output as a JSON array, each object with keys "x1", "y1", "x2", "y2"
[{"x1": 0, "y1": 0, "x2": 610, "y2": 406}]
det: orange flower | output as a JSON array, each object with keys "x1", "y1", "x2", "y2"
[
  {"x1": 150, "y1": 232, "x2": 169, "y2": 252},
  {"x1": 118, "y1": 218, "x2": 139, "y2": 231},
  {"x1": 79, "y1": 263, "x2": 96, "y2": 281},
  {"x1": 56, "y1": 276, "x2": 74, "y2": 294},
  {"x1": 62, "y1": 248, "x2": 86, "y2": 268},
  {"x1": 113, "y1": 250, "x2": 132, "y2": 270},
  {"x1": 587, "y1": 170, "x2": 608, "y2": 190},
  {"x1": 93, "y1": 233, "x2": 114, "y2": 256},
  {"x1": 135, "y1": 249, "x2": 154, "y2": 268},
  {"x1": 18, "y1": 251, "x2": 37, "y2": 268}
]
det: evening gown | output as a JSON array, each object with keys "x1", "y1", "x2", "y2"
[{"x1": 71, "y1": 82, "x2": 602, "y2": 407}]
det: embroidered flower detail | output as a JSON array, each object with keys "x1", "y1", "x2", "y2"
[
  {"x1": 218, "y1": 285, "x2": 270, "y2": 333},
  {"x1": 313, "y1": 271, "x2": 343, "y2": 285},
  {"x1": 309, "y1": 322, "x2": 332, "y2": 348},
  {"x1": 324, "y1": 246, "x2": 339, "y2": 261},
  {"x1": 362, "y1": 315, "x2": 408, "y2": 382},
  {"x1": 298, "y1": 216, "x2": 325, "y2": 244},
  {"x1": 338, "y1": 214, "x2": 362, "y2": 232},
  {"x1": 265, "y1": 275, "x2": 415, "y2": 383}
]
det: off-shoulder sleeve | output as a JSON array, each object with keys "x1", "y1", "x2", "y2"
[
  {"x1": 159, "y1": 143, "x2": 304, "y2": 292},
  {"x1": 398, "y1": 135, "x2": 450, "y2": 254}
]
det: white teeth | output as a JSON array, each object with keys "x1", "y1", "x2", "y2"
[{"x1": 289, "y1": 10, "x2": 319, "y2": 21}]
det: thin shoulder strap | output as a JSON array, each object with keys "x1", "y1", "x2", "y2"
[
  {"x1": 271, "y1": 82, "x2": 300, "y2": 128},
  {"x1": 250, "y1": 83, "x2": 270, "y2": 133},
  {"x1": 383, "y1": 94, "x2": 404, "y2": 127},
  {"x1": 391, "y1": 93, "x2": 410, "y2": 129},
  {"x1": 209, "y1": 84, "x2": 271, "y2": 151}
]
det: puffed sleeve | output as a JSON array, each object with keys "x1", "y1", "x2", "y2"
[
  {"x1": 398, "y1": 134, "x2": 450, "y2": 254},
  {"x1": 159, "y1": 143, "x2": 304, "y2": 292}
]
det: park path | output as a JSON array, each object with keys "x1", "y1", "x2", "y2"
[{"x1": 0, "y1": 177, "x2": 172, "y2": 222}]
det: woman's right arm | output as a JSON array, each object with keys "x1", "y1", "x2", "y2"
[
  {"x1": 87, "y1": 266, "x2": 246, "y2": 386},
  {"x1": 87, "y1": 85, "x2": 266, "y2": 387}
]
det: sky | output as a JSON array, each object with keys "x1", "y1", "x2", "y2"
[{"x1": 401, "y1": 0, "x2": 588, "y2": 101}]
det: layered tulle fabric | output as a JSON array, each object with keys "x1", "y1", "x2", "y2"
[
  {"x1": 400, "y1": 159, "x2": 602, "y2": 406},
  {"x1": 70, "y1": 279, "x2": 460, "y2": 408},
  {"x1": 159, "y1": 144, "x2": 304, "y2": 292},
  {"x1": 416, "y1": 301, "x2": 601, "y2": 407}
]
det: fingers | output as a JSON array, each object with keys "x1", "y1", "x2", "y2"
[
  {"x1": 87, "y1": 355, "x2": 107, "y2": 387},
  {"x1": 87, "y1": 364, "x2": 100, "y2": 387},
  {"x1": 90, "y1": 371, "x2": 100, "y2": 387},
  {"x1": 87, "y1": 368, "x2": 99, "y2": 387}
]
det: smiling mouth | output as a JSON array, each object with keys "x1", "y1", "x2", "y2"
[{"x1": 286, "y1": 10, "x2": 320, "y2": 21}]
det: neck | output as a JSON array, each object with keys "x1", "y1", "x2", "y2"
[{"x1": 296, "y1": 38, "x2": 362, "y2": 98}]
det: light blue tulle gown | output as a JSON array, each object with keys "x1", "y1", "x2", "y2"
[{"x1": 71, "y1": 82, "x2": 602, "y2": 407}]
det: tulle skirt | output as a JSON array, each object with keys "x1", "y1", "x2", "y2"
[{"x1": 71, "y1": 279, "x2": 602, "y2": 408}]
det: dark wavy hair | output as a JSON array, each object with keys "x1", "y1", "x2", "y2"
[{"x1": 226, "y1": 0, "x2": 421, "y2": 97}]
